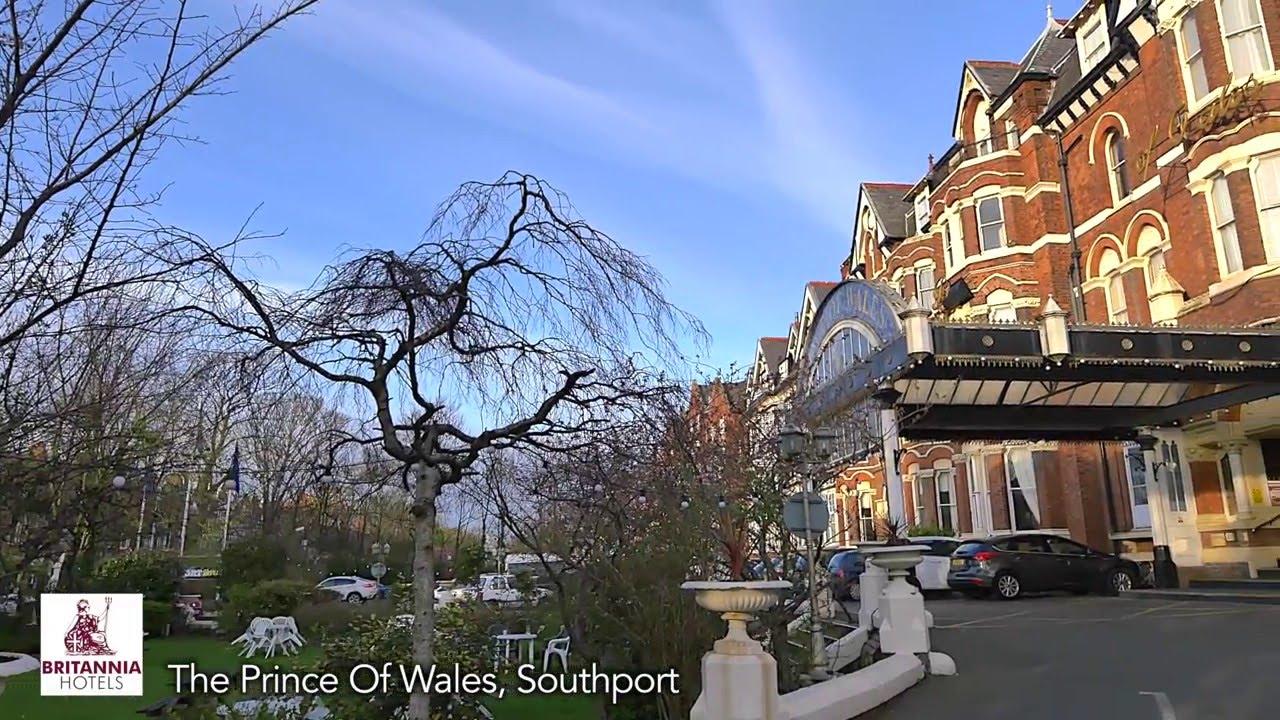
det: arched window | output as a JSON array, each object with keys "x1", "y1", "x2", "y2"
[
  {"x1": 1098, "y1": 248, "x2": 1128, "y2": 324},
  {"x1": 812, "y1": 325, "x2": 875, "y2": 388},
  {"x1": 1135, "y1": 225, "x2": 1169, "y2": 291},
  {"x1": 986, "y1": 289, "x2": 1016, "y2": 323},
  {"x1": 1105, "y1": 130, "x2": 1131, "y2": 202},
  {"x1": 973, "y1": 99, "x2": 993, "y2": 155}
]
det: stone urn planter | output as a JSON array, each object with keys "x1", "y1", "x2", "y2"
[
  {"x1": 682, "y1": 580, "x2": 791, "y2": 655},
  {"x1": 860, "y1": 545, "x2": 927, "y2": 574},
  {"x1": 683, "y1": 580, "x2": 791, "y2": 720}
]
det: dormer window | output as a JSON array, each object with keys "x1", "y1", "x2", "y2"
[
  {"x1": 1079, "y1": 14, "x2": 1109, "y2": 70},
  {"x1": 914, "y1": 194, "x2": 930, "y2": 233}
]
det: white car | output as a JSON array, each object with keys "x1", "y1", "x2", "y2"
[
  {"x1": 908, "y1": 537, "x2": 963, "y2": 591},
  {"x1": 456, "y1": 574, "x2": 551, "y2": 606},
  {"x1": 316, "y1": 576, "x2": 381, "y2": 603}
]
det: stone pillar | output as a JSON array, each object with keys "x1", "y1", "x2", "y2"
[
  {"x1": 858, "y1": 563, "x2": 887, "y2": 630},
  {"x1": 864, "y1": 547, "x2": 955, "y2": 676},
  {"x1": 1226, "y1": 441, "x2": 1252, "y2": 519}
]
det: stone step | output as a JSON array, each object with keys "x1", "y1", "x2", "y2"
[
  {"x1": 1190, "y1": 577, "x2": 1280, "y2": 591},
  {"x1": 1122, "y1": 588, "x2": 1280, "y2": 605},
  {"x1": 1258, "y1": 568, "x2": 1280, "y2": 580}
]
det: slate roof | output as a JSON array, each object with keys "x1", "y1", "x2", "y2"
[
  {"x1": 1020, "y1": 18, "x2": 1076, "y2": 75},
  {"x1": 1046, "y1": 48, "x2": 1083, "y2": 112},
  {"x1": 966, "y1": 60, "x2": 1021, "y2": 97},
  {"x1": 758, "y1": 337, "x2": 788, "y2": 374},
  {"x1": 862, "y1": 182, "x2": 914, "y2": 240}
]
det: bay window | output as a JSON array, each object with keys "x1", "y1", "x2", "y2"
[
  {"x1": 915, "y1": 265, "x2": 935, "y2": 307},
  {"x1": 977, "y1": 195, "x2": 1006, "y2": 251},
  {"x1": 1252, "y1": 153, "x2": 1280, "y2": 262},
  {"x1": 1219, "y1": 0, "x2": 1272, "y2": 80}
]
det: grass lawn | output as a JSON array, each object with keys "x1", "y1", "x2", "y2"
[
  {"x1": 0, "y1": 636, "x2": 599, "y2": 719},
  {"x1": 0, "y1": 635, "x2": 320, "y2": 720}
]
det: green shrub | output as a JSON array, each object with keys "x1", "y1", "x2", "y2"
[
  {"x1": 0, "y1": 616, "x2": 39, "y2": 654},
  {"x1": 143, "y1": 600, "x2": 174, "y2": 637},
  {"x1": 221, "y1": 536, "x2": 288, "y2": 589},
  {"x1": 292, "y1": 598, "x2": 396, "y2": 637},
  {"x1": 320, "y1": 602, "x2": 491, "y2": 719},
  {"x1": 93, "y1": 552, "x2": 181, "y2": 601},
  {"x1": 223, "y1": 579, "x2": 312, "y2": 632}
]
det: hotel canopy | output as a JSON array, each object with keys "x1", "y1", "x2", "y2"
[{"x1": 797, "y1": 280, "x2": 1280, "y2": 449}]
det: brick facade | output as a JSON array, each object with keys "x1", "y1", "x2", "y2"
[{"x1": 748, "y1": 0, "x2": 1280, "y2": 569}]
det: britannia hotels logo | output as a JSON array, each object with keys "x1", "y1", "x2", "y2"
[{"x1": 40, "y1": 593, "x2": 144, "y2": 695}]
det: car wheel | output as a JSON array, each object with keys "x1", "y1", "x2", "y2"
[
  {"x1": 994, "y1": 572, "x2": 1022, "y2": 600},
  {"x1": 1106, "y1": 568, "x2": 1134, "y2": 596},
  {"x1": 345, "y1": 592, "x2": 364, "y2": 604}
]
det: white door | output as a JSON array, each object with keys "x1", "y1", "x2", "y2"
[{"x1": 1124, "y1": 443, "x2": 1151, "y2": 529}]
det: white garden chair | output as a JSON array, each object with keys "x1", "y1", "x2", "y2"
[
  {"x1": 542, "y1": 626, "x2": 570, "y2": 673},
  {"x1": 231, "y1": 617, "x2": 274, "y2": 658},
  {"x1": 271, "y1": 616, "x2": 305, "y2": 655}
]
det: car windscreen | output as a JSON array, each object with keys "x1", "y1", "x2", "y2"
[{"x1": 952, "y1": 541, "x2": 990, "y2": 557}]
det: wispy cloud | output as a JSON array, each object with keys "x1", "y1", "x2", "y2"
[{"x1": 301, "y1": 1, "x2": 865, "y2": 234}]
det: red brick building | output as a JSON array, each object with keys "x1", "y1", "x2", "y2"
[{"x1": 748, "y1": 0, "x2": 1280, "y2": 580}]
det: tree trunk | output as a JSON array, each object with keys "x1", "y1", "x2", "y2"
[{"x1": 408, "y1": 462, "x2": 440, "y2": 720}]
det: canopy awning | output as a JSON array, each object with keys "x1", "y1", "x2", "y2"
[{"x1": 796, "y1": 280, "x2": 1280, "y2": 443}]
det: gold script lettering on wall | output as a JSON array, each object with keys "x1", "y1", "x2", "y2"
[{"x1": 1135, "y1": 77, "x2": 1266, "y2": 177}]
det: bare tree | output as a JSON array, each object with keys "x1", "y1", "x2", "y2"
[
  {"x1": 0, "y1": 0, "x2": 318, "y2": 354},
  {"x1": 190, "y1": 172, "x2": 705, "y2": 718}
]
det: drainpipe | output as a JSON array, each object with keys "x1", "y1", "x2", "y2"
[{"x1": 1053, "y1": 130, "x2": 1088, "y2": 322}]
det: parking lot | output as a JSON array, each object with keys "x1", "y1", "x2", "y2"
[{"x1": 856, "y1": 594, "x2": 1280, "y2": 720}]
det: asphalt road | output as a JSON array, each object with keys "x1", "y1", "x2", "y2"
[{"x1": 854, "y1": 594, "x2": 1280, "y2": 720}]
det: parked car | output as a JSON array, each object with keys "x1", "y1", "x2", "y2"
[
  {"x1": 909, "y1": 536, "x2": 962, "y2": 591},
  {"x1": 948, "y1": 533, "x2": 1140, "y2": 600},
  {"x1": 827, "y1": 550, "x2": 869, "y2": 600},
  {"x1": 434, "y1": 580, "x2": 458, "y2": 607},
  {"x1": 828, "y1": 538, "x2": 958, "y2": 599},
  {"x1": 315, "y1": 575, "x2": 381, "y2": 603},
  {"x1": 455, "y1": 573, "x2": 551, "y2": 606}
]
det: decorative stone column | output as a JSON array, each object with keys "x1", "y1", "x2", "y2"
[
  {"x1": 861, "y1": 546, "x2": 955, "y2": 676},
  {"x1": 683, "y1": 580, "x2": 791, "y2": 720},
  {"x1": 1225, "y1": 441, "x2": 1253, "y2": 519}
]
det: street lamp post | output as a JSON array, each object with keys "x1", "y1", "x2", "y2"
[{"x1": 778, "y1": 424, "x2": 836, "y2": 684}]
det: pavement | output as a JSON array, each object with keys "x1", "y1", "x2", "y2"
[{"x1": 851, "y1": 593, "x2": 1280, "y2": 720}]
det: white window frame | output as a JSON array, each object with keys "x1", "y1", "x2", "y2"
[
  {"x1": 1216, "y1": 0, "x2": 1274, "y2": 82},
  {"x1": 1105, "y1": 130, "x2": 1131, "y2": 203},
  {"x1": 976, "y1": 195, "x2": 1006, "y2": 252},
  {"x1": 1208, "y1": 174, "x2": 1245, "y2": 276},
  {"x1": 1177, "y1": 11, "x2": 1212, "y2": 103},
  {"x1": 967, "y1": 454, "x2": 993, "y2": 534},
  {"x1": 941, "y1": 217, "x2": 965, "y2": 272},
  {"x1": 934, "y1": 468, "x2": 956, "y2": 533},
  {"x1": 1248, "y1": 152, "x2": 1280, "y2": 263},
  {"x1": 1004, "y1": 447, "x2": 1041, "y2": 531},
  {"x1": 973, "y1": 100, "x2": 993, "y2": 156},
  {"x1": 1079, "y1": 13, "x2": 1110, "y2": 70},
  {"x1": 1106, "y1": 273, "x2": 1129, "y2": 324},
  {"x1": 1004, "y1": 120, "x2": 1019, "y2": 151},
  {"x1": 915, "y1": 264, "x2": 936, "y2": 308},
  {"x1": 914, "y1": 193, "x2": 930, "y2": 233},
  {"x1": 986, "y1": 288, "x2": 1017, "y2": 323},
  {"x1": 859, "y1": 491, "x2": 875, "y2": 541}
]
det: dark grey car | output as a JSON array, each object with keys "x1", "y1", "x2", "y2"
[{"x1": 947, "y1": 533, "x2": 1140, "y2": 600}]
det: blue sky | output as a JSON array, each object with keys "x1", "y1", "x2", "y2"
[{"x1": 151, "y1": 1, "x2": 1069, "y2": 374}]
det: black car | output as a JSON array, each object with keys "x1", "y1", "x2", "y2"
[
  {"x1": 827, "y1": 549, "x2": 868, "y2": 600},
  {"x1": 947, "y1": 533, "x2": 1140, "y2": 600}
]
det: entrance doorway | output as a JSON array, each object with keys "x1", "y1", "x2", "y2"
[{"x1": 1124, "y1": 443, "x2": 1151, "y2": 528}]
